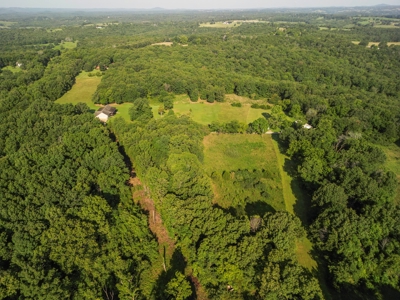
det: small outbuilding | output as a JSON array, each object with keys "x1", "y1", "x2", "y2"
[
  {"x1": 303, "y1": 123, "x2": 313, "y2": 129},
  {"x1": 94, "y1": 105, "x2": 116, "y2": 122}
]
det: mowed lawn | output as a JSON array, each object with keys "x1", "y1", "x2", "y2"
[
  {"x1": 163, "y1": 96, "x2": 269, "y2": 125},
  {"x1": 55, "y1": 71, "x2": 101, "y2": 110},
  {"x1": 203, "y1": 133, "x2": 285, "y2": 212}
]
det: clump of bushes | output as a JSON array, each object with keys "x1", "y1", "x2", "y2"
[{"x1": 251, "y1": 103, "x2": 271, "y2": 109}]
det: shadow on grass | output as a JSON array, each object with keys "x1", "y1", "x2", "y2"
[
  {"x1": 245, "y1": 200, "x2": 275, "y2": 217},
  {"x1": 261, "y1": 112, "x2": 271, "y2": 120}
]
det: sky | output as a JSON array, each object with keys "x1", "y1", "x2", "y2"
[{"x1": 1, "y1": 0, "x2": 400, "y2": 9}]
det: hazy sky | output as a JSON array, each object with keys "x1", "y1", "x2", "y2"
[{"x1": 2, "y1": 0, "x2": 399, "y2": 9}]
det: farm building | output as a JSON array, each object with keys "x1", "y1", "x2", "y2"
[{"x1": 94, "y1": 105, "x2": 116, "y2": 122}]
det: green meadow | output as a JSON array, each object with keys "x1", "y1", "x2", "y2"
[
  {"x1": 55, "y1": 71, "x2": 101, "y2": 110},
  {"x1": 203, "y1": 133, "x2": 285, "y2": 213},
  {"x1": 54, "y1": 41, "x2": 77, "y2": 50},
  {"x1": 55, "y1": 71, "x2": 133, "y2": 120},
  {"x1": 153, "y1": 95, "x2": 269, "y2": 125},
  {"x1": 1, "y1": 66, "x2": 23, "y2": 73}
]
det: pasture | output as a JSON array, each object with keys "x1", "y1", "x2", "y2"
[
  {"x1": 55, "y1": 71, "x2": 102, "y2": 110},
  {"x1": 159, "y1": 95, "x2": 269, "y2": 125}
]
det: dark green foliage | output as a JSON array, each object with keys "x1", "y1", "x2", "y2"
[
  {"x1": 0, "y1": 101, "x2": 158, "y2": 299},
  {"x1": 282, "y1": 116, "x2": 400, "y2": 294},
  {"x1": 1, "y1": 8, "x2": 400, "y2": 299},
  {"x1": 129, "y1": 97, "x2": 153, "y2": 122},
  {"x1": 231, "y1": 102, "x2": 242, "y2": 107},
  {"x1": 247, "y1": 117, "x2": 269, "y2": 134},
  {"x1": 251, "y1": 103, "x2": 270, "y2": 110},
  {"x1": 209, "y1": 120, "x2": 248, "y2": 134},
  {"x1": 111, "y1": 113, "x2": 322, "y2": 299}
]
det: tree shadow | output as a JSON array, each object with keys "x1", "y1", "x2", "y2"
[
  {"x1": 261, "y1": 112, "x2": 271, "y2": 120},
  {"x1": 153, "y1": 247, "x2": 193, "y2": 299},
  {"x1": 213, "y1": 203, "x2": 240, "y2": 218},
  {"x1": 245, "y1": 200, "x2": 275, "y2": 217}
]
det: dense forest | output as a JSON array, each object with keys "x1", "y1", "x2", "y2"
[{"x1": 0, "y1": 6, "x2": 400, "y2": 300}]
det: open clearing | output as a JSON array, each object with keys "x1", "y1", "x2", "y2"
[
  {"x1": 203, "y1": 133, "x2": 277, "y2": 175},
  {"x1": 203, "y1": 133, "x2": 285, "y2": 212},
  {"x1": 1, "y1": 66, "x2": 23, "y2": 73},
  {"x1": 203, "y1": 132, "x2": 319, "y2": 276},
  {"x1": 151, "y1": 42, "x2": 173, "y2": 46},
  {"x1": 0, "y1": 20, "x2": 17, "y2": 28},
  {"x1": 55, "y1": 71, "x2": 102, "y2": 110},
  {"x1": 55, "y1": 71, "x2": 133, "y2": 120},
  {"x1": 199, "y1": 21, "x2": 242, "y2": 28},
  {"x1": 54, "y1": 41, "x2": 77, "y2": 50},
  {"x1": 352, "y1": 41, "x2": 400, "y2": 47},
  {"x1": 157, "y1": 95, "x2": 269, "y2": 125}
]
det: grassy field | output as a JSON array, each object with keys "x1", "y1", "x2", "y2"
[
  {"x1": 110, "y1": 103, "x2": 132, "y2": 121},
  {"x1": 203, "y1": 132, "x2": 319, "y2": 279},
  {"x1": 199, "y1": 21, "x2": 241, "y2": 28},
  {"x1": 55, "y1": 71, "x2": 134, "y2": 121},
  {"x1": 0, "y1": 20, "x2": 17, "y2": 28},
  {"x1": 374, "y1": 24, "x2": 400, "y2": 29},
  {"x1": 151, "y1": 42, "x2": 173, "y2": 46},
  {"x1": 161, "y1": 95, "x2": 269, "y2": 125},
  {"x1": 46, "y1": 28, "x2": 63, "y2": 32},
  {"x1": 1, "y1": 66, "x2": 23, "y2": 73},
  {"x1": 54, "y1": 41, "x2": 77, "y2": 50},
  {"x1": 55, "y1": 71, "x2": 102, "y2": 110},
  {"x1": 203, "y1": 133, "x2": 285, "y2": 213},
  {"x1": 352, "y1": 41, "x2": 400, "y2": 47}
]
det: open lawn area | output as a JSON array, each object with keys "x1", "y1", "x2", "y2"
[
  {"x1": 55, "y1": 71, "x2": 101, "y2": 110},
  {"x1": 158, "y1": 95, "x2": 269, "y2": 125}
]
